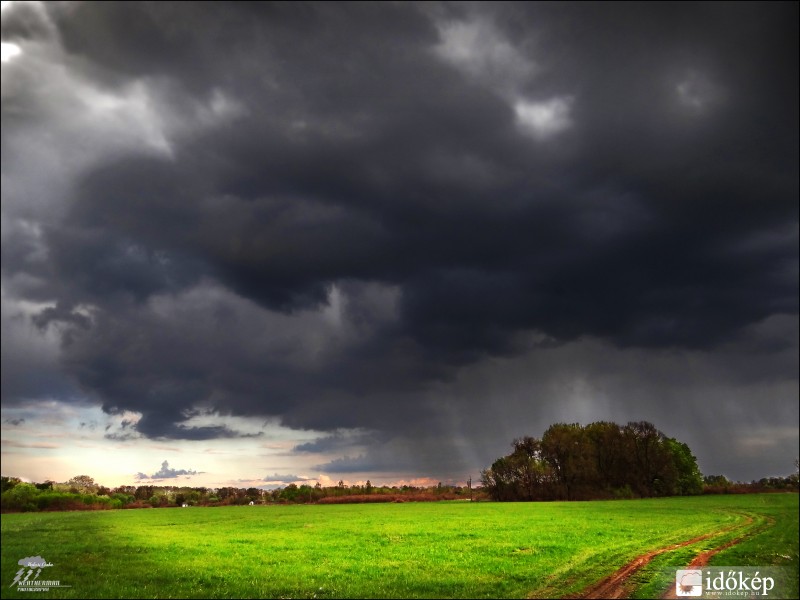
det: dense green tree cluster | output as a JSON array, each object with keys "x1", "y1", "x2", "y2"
[{"x1": 481, "y1": 421, "x2": 704, "y2": 501}]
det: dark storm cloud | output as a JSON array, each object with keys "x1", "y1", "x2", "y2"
[
  {"x1": 2, "y1": 2, "x2": 797, "y2": 479},
  {"x1": 293, "y1": 431, "x2": 379, "y2": 454},
  {"x1": 32, "y1": 1, "x2": 794, "y2": 347},
  {"x1": 315, "y1": 454, "x2": 405, "y2": 475},
  {"x1": 1, "y1": 299, "x2": 81, "y2": 404},
  {"x1": 311, "y1": 433, "x2": 483, "y2": 478}
]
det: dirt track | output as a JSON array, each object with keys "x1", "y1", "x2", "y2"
[
  {"x1": 659, "y1": 515, "x2": 773, "y2": 600},
  {"x1": 567, "y1": 514, "x2": 759, "y2": 599}
]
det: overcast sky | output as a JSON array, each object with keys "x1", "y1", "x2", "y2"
[{"x1": 2, "y1": 1, "x2": 797, "y2": 489}]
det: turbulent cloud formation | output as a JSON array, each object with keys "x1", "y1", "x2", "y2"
[{"x1": 2, "y1": 2, "x2": 797, "y2": 481}]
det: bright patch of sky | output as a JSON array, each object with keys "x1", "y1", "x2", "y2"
[
  {"x1": 1, "y1": 399, "x2": 368, "y2": 488},
  {"x1": 434, "y1": 15, "x2": 536, "y2": 92},
  {"x1": 1, "y1": 41, "x2": 20, "y2": 62},
  {"x1": 675, "y1": 70, "x2": 725, "y2": 114},
  {"x1": 434, "y1": 13, "x2": 575, "y2": 142},
  {"x1": 514, "y1": 96, "x2": 574, "y2": 140}
]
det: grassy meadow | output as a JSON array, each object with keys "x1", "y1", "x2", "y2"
[{"x1": 1, "y1": 494, "x2": 797, "y2": 599}]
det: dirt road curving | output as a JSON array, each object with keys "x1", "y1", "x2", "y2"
[
  {"x1": 660, "y1": 515, "x2": 773, "y2": 600},
  {"x1": 568, "y1": 514, "x2": 759, "y2": 599}
]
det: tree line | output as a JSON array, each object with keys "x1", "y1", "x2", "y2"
[
  {"x1": 481, "y1": 421, "x2": 705, "y2": 501},
  {"x1": 0, "y1": 475, "x2": 475, "y2": 512}
]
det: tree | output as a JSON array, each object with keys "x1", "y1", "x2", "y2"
[
  {"x1": 481, "y1": 456, "x2": 519, "y2": 501},
  {"x1": 67, "y1": 475, "x2": 97, "y2": 494},
  {"x1": 1, "y1": 476, "x2": 22, "y2": 493},
  {"x1": 703, "y1": 474, "x2": 731, "y2": 492},
  {"x1": 281, "y1": 483, "x2": 299, "y2": 503},
  {"x1": 622, "y1": 422, "x2": 673, "y2": 497},
  {"x1": 541, "y1": 423, "x2": 594, "y2": 500},
  {"x1": 509, "y1": 437, "x2": 554, "y2": 500},
  {"x1": 135, "y1": 485, "x2": 154, "y2": 500},
  {"x1": 664, "y1": 438, "x2": 702, "y2": 495},
  {"x1": 584, "y1": 421, "x2": 626, "y2": 490}
]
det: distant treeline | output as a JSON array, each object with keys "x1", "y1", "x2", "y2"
[
  {"x1": 0, "y1": 475, "x2": 479, "y2": 512},
  {"x1": 481, "y1": 421, "x2": 798, "y2": 501},
  {"x1": 702, "y1": 474, "x2": 798, "y2": 495}
]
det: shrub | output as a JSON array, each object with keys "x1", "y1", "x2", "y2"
[{"x1": 1, "y1": 482, "x2": 39, "y2": 511}]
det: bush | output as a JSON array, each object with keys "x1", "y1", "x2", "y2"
[
  {"x1": 612, "y1": 485, "x2": 635, "y2": 499},
  {"x1": 1, "y1": 482, "x2": 39, "y2": 511},
  {"x1": 37, "y1": 492, "x2": 77, "y2": 510},
  {"x1": 111, "y1": 492, "x2": 135, "y2": 506}
]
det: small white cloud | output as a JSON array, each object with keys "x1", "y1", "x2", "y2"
[
  {"x1": 514, "y1": 96, "x2": 574, "y2": 140},
  {"x1": 434, "y1": 16, "x2": 535, "y2": 93},
  {"x1": 321, "y1": 284, "x2": 345, "y2": 329},
  {"x1": 138, "y1": 460, "x2": 198, "y2": 480},
  {"x1": 675, "y1": 70, "x2": 724, "y2": 113}
]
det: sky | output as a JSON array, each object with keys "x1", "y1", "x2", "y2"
[{"x1": 1, "y1": 1, "x2": 797, "y2": 490}]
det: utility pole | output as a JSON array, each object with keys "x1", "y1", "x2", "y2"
[{"x1": 468, "y1": 476, "x2": 472, "y2": 502}]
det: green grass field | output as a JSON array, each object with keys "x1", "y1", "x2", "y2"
[{"x1": 1, "y1": 494, "x2": 797, "y2": 599}]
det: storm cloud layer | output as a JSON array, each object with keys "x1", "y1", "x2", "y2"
[{"x1": 2, "y1": 2, "x2": 797, "y2": 481}]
